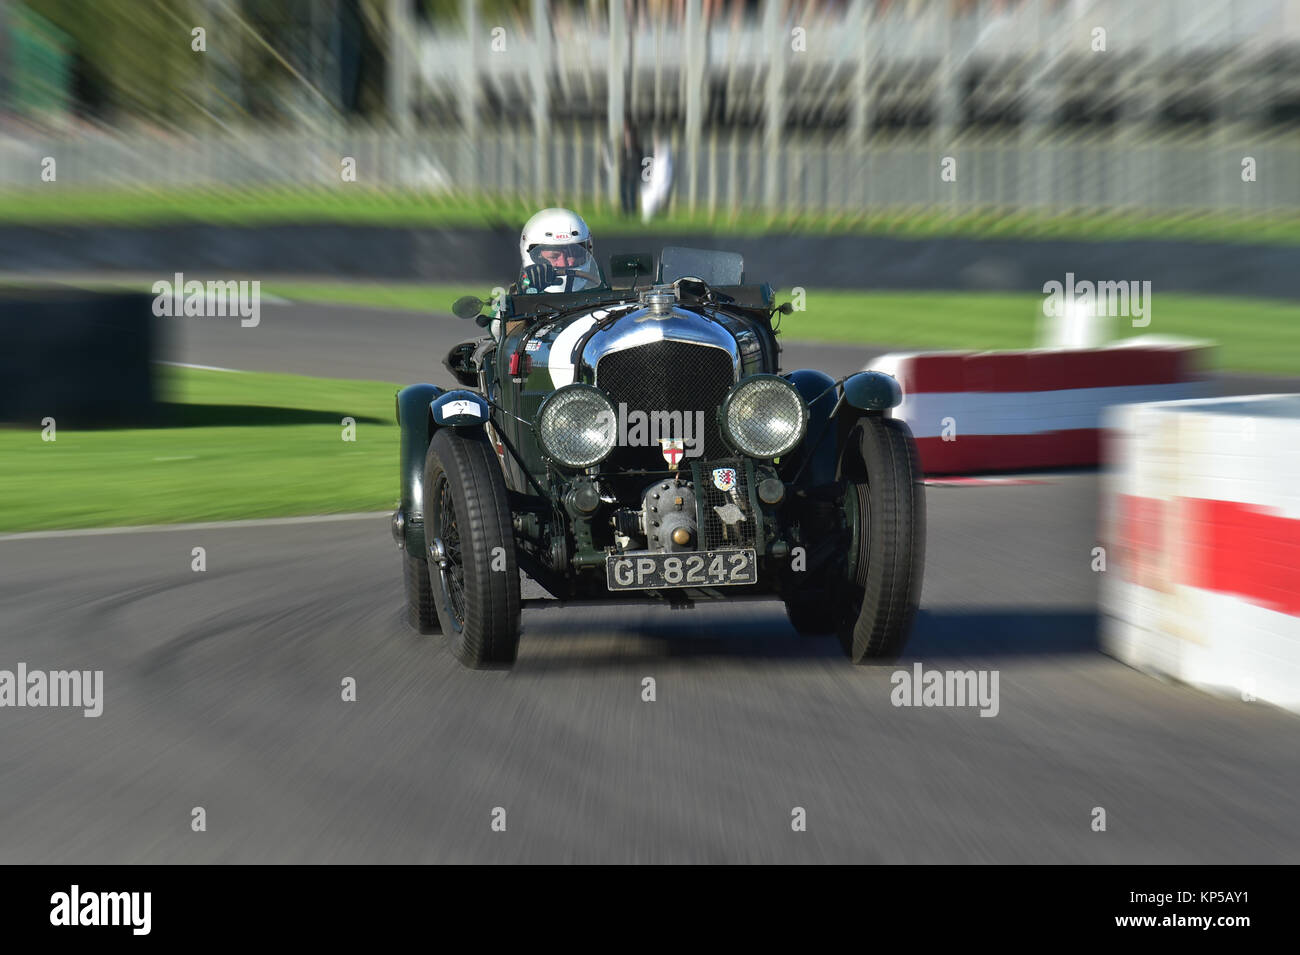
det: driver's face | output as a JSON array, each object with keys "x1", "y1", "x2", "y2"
[{"x1": 540, "y1": 247, "x2": 581, "y2": 269}]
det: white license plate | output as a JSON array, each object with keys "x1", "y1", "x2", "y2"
[{"x1": 606, "y1": 549, "x2": 758, "y2": 590}]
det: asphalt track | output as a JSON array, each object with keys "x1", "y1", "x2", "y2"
[{"x1": 2, "y1": 302, "x2": 1298, "y2": 863}]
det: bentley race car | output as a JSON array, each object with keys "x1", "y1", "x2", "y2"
[{"x1": 392, "y1": 247, "x2": 925, "y2": 668}]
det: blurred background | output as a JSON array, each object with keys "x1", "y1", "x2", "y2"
[
  {"x1": 3, "y1": 0, "x2": 1300, "y2": 529},
  {"x1": 2, "y1": 0, "x2": 1300, "y2": 222},
  {"x1": 3, "y1": 0, "x2": 1299, "y2": 514}
]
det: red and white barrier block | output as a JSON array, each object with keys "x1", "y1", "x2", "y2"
[
  {"x1": 1101, "y1": 394, "x2": 1300, "y2": 714},
  {"x1": 870, "y1": 339, "x2": 1211, "y2": 474}
]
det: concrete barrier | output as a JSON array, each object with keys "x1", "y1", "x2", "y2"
[
  {"x1": 1100, "y1": 394, "x2": 1300, "y2": 714},
  {"x1": 871, "y1": 338, "x2": 1212, "y2": 474}
]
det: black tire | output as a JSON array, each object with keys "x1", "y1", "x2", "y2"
[
  {"x1": 784, "y1": 598, "x2": 838, "y2": 636},
  {"x1": 422, "y1": 428, "x2": 521, "y2": 668},
  {"x1": 781, "y1": 494, "x2": 843, "y2": 635},
  {"x1": 834, "y1": 416, "x2": 926, "y2": 662},
  {"x1": 403, "y1": 551, "x2": 440, "y2": 634}
]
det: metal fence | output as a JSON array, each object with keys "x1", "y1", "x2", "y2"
[{"x1": 2, "y1": 127, "x2": 1297, "y2": 215}]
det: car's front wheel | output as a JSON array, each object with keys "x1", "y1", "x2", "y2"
[
  {"x1": 781, "y1": 498, "x2": 844, "y2": 636},
  {"x1": 422, "y1": 428, "x2": 521, "y2": 668},
  {"x1": 832, "y1": 416, "x2": 925, "y2": 662},
  {"x1": 403, "y1": 551, "x2": 441, "y2": 634}
]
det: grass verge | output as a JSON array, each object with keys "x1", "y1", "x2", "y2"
[
  {"x1": 4, "y1": 187, "x2": 1300, "y2": 245},
  {"x1": 0, "y1": 366, "x2": 399, "y2": 532},
  {"x1": 779, "y1": 290, "x2": 1300, "y2": 374}
]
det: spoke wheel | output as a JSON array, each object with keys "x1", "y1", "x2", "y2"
[
  {"x1": 433, "y1": 473, "x2": 469, "y2": 629},
  {"x1": 422, "y1": 428, "x2": 521, "y2": 668}
]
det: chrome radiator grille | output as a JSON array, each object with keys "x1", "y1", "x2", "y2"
[{"x1": 595, "y1": 339, "x2": 735, "y2": 472}]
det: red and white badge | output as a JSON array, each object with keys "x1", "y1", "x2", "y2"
[
  {"x1": 660, "y1": 439, "x2": 685, "y2": 467},
  {"x1": 712, "y1": 467, "x2": 737, "y2": 491}
]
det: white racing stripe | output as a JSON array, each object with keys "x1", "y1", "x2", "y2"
[
  {"x1": 0, "y1": 511, "x2": 392, "y2": 543},
  {"x1": 547, "y1": 314, "x2": 599, "y2": 387},
  {"x1": 895, "y1": 383, "x2": 1204, "y2": 437}
]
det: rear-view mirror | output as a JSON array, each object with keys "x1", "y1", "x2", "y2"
[
  {"x1": 451, "y1": 295, "x2": 485, "y2": 320},
  {"x1": 608, "y1": 252, "x2": 654, "y2": 280}
]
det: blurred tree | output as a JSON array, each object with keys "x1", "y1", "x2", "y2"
[
  {"x1": 22, "y1": 0, "x2": 203, "y2": 124},
  {"x1": 417, "y1": 0, "x2": 531, "y2": 25},
  {"x1": 6, "y1": 6, "x2": 74, "y2": 120},
  {"x1": 223, "y1": 0, "x2": 393, "y2": 125},
  {"x1": 16, "y1": 0, "x2": 509, "y2": 129}
]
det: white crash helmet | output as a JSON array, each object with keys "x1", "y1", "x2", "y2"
[{"x1": 519, "y1": 207, "x2": 599, "y2": 291}]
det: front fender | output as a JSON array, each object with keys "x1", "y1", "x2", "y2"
[
  {"x1": 396, "y1": 386, "x2": 496, "y2": 557},
  {"x1": 395, "y1": 383, "x2": 443, "y2": 557},
  {"x1": 782, "y1": 369, "x2": 903, "y2": 489},
  {"x1": 784, "y1": 369, "x2": 839, "y2": 488},
  {"x1": 841, "y1": 370, "x2": 902, "y2": 412},
  {"x1": 430, "y1": 389, "x2": 492, "y2": 428}
]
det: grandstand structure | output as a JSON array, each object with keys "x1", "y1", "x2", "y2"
[
  {"x1": 398, "y1": 0, "x2": 1300, "y2": 211},
  {"x1": 2, "y1": 0, "x2": 1298, "y2": 215}
]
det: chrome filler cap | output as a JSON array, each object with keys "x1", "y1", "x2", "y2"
[{"x1": 639, "y1": 285, "x2": 676, "y2": 316}]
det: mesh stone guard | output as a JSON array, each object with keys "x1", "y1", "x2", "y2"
[{"x1": 690, "y1": 457, "x2": 762, "y2": 552}]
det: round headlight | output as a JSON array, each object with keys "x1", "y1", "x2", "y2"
[
  {"x1": 536, "y1": 384, "x2": 617, "y2": 468},
  {"x1": 721, "y1": 375, "x2": 808, "y2": 458}
]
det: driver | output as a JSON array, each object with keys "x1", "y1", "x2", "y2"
[{"x1": 517, "y1": 208, "x2": 600, "y2": 294}]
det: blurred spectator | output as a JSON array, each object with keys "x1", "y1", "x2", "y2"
[
  {"x1": 619, "y1": 120, "x2": 642, "y2": 217},
  {"x1": 640, "y1": 127, "x2": 674, "y2": 221}
]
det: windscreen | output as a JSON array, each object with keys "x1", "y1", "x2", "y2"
[{"x1": 659, "y1": 247, "x2": 744, "y2": 286}]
